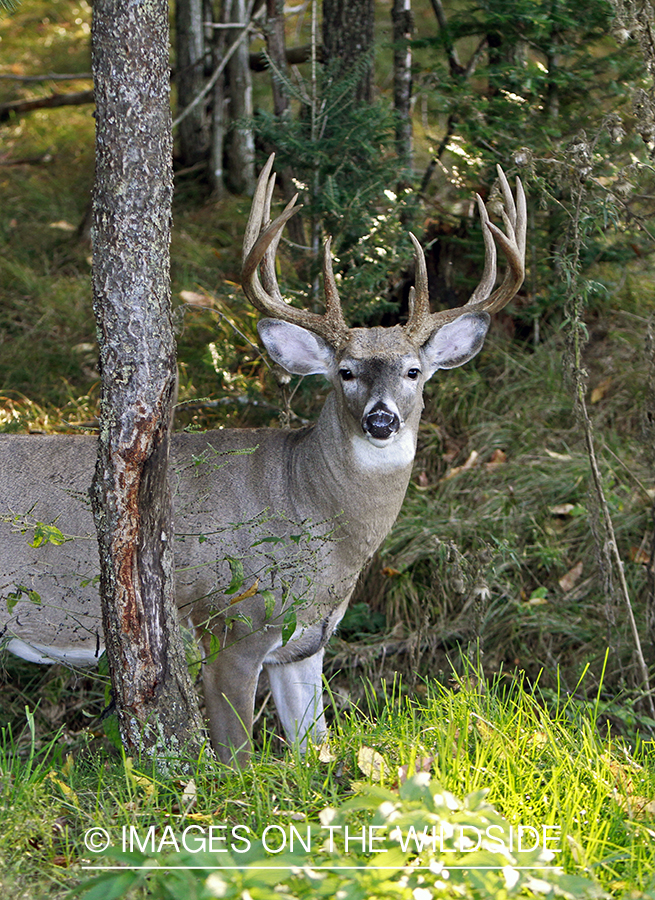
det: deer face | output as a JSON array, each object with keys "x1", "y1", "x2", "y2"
[{"x1": 258, "y1": 311, "x2": 490, "y2": 448}]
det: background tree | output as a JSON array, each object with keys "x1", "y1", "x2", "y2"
[
  {"x1": 223, "y1": 0, "x2": 255, "y2": 194},
  {"x1": 322, "y1": 0, "x2": 374, "y2": 102},
  {"x1": 261, "y1": 0, "x2": 306, "y2": 245},
  {"x1": 92, "y1": 0, "x2": 208, "y2": 760},
  {"x1": 392, "y1": 0, "x2": 414, "y2": 178},
  {"x1": 172, "y1": 0, "x2": 375, "y2": 196},
  {"x1": 175, "y1": 0, "x2": 210, "y2": 167}
]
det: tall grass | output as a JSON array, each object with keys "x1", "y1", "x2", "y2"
[{"x1": 1, "y1": 670, "x2": 653, "y2": 897}]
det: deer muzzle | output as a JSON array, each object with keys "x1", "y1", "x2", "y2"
[{"x1": 363, "y1": 402, "x2": 401, "y2": 442}]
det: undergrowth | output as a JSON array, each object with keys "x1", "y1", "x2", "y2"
[{"x1": 1, "y1": 671, "x2": 654, "y2": 898}]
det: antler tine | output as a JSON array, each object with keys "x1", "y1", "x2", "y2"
[
  {"x1": 478, "y1": 167, "x2": 526, "y2": 314},
  {"x1": 242, "y1": 153, "x2": 275, "y2": 264},
  {"x1": 241, "y1": 154, "x2": 350, "y2": 347},
  {"x1": 260, "y1": 179, "x2": 296, "y2": 303},
  {"x1": 404, "y1": 196, "x2": 497, "y2": 344},
  {"x1": 241, "y1": 195, "x2": 303, "y2": 310},
  {"x1": 403, "y1": 167, "x2": 526, "y2": 345},
  {"x1": 260, "y1": 164, "x2": 287, "y2": 299},
  {"x1": 468, "y1": 195, "x2": 498, "y2": 305},
  {"x1": 322, "y1": 236, "x2": 349, "y2": 329},
  {"x1": 408, "y1": 232, "x2": 430, "y2": 315},
  {"x1": 241, "y1": 153, "x2": 306, "y2": 318}
]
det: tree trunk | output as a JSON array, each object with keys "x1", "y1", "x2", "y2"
[
  {"x1": 176, "y1": 0, "x2": 211, "y2": 166},
  {"x1": 264, "y1": 0, "x2": 306, "y2": 247},
  {"x1": 391, "y1": 0, "x2": 414, "y2": 177},
  {"x1": 209, "y1": 8, "x2": 228, "y2": 199},
  {"x1": 91, "y1": 0, "x2": 208, "y2": 762},
  {"x1": 225, "y1": 0, "x2": 255, "y2": 194},
  {"x1": 266, "y1": 0, "x2": 290, "y2": 118},
  {"x1": 322, "y1": 0, "x2": 375, "y2": 103}
]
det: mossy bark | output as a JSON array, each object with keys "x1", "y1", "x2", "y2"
[{"x1": 91, "y1": 0, "x2": 209, "y2": 763}]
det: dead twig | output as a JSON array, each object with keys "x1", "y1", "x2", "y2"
[
  {"x1": 0, "y1": 151, "x2": 53, "y2": 166},
  {"x1": 0, "y1": 72, "x2": 92, "y2": 82},
  {"x1": 0, "y1": 89, "x2": 94, "y2": 123}
]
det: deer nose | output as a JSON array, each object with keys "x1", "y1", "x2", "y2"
[{"x1": 363, "y1": 402, "x2": 400, "y2": 441}]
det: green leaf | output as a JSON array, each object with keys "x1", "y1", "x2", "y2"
[
  {"x1": 225, "y1": 611, "x2": 252, "y2": 630},
  {"x1": 251, "y1": 535, "x2": 285, "y2": 546},
  {"x1": 80, "y1": 575, "x2": 100, "y2": 588},
  {"x1": 261, "y1": 590, "x2": 276, "y2": 619},
  {"x1": 78, "y1": 871, "x2": 140, "y2": 900},
  {"x1": 206, "y1": 632, "x2": 221, "y2": 664},
  {"x1": 152, "y1": 871, "x2": 200, "y2": 900},
  {"x1": 29, "y1": 522, "x2": 68, "y2": 548},
  {"x1": 463, "y1": 787, "x2": 490, "y2": 810},
  {"x1": 224, "y1": 556, "x2": 244, "y2": 595},
  {"x1": 282, "y1": 608, "x2": 297, "y2": 645},
  {"x1": 6, "y1": 586, "x2": 41, "y2": 612},
  {"x1": 101, "y1": 713, "x2": 122, "y2": 753}
]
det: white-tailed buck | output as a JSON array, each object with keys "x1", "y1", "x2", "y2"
[{"x1": 0, "y1": 156, "x2": 525, "y2": 764}]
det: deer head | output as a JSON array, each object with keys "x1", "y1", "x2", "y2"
[{"x1": 242, "y1": 155, "x2": 526, "y2": 457}]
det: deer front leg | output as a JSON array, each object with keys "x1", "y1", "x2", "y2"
[
  {"x1": 201, "y1": 644, "x2": 262, "y2": 766},
  {"x1": 264, "y1": 649, "x2": 327, "y2": 752}
]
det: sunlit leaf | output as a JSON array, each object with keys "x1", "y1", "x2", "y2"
[{"x1": 357, "y1": 746, "x2": 385, "y2": 782}]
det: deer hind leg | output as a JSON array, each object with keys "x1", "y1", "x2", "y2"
[{"x1": 264, "y1": 648, "x2": 327, "y2": 752}]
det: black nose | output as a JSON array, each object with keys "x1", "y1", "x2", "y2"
[{"x1": 364, "y1": 403, "x2": 400, "y2": 440}]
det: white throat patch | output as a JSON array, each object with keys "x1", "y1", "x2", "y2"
[{"x1": 350, "y1": 428, "x2": 416, "y2": 472}]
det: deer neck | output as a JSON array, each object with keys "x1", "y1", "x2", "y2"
[{"x1": 289, "y1": 392, "x2": 417, "y2": 560}]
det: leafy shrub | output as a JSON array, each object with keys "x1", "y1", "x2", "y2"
[{"x1": 76, "y1": 775, "x2": 605, "y2": 900}]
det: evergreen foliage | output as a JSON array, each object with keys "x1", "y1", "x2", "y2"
[
  {"x1": 254, "y1": 59, "x2": 418, "y2": 325},
  {"x1": 415, "y1": 0, "x2": 649, "y2": 326}
]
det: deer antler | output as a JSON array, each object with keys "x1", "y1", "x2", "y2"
[
  {"x1": 243, "y1": 158, "x2": 525, "y2": 350},
  {"x1": 403, "y1": 165, "x2": 526, "y2": 345},
  {"x1": 242, "y1": 154, "x2": 350, "y2": 348}
]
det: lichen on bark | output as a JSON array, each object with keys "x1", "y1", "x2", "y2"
[{"x1": 91, "y1": 0, "x2": 209, "y2": 763}]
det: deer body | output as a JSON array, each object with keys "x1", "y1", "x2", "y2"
[{"x1": 0, "y1": 158, "x2": 526, "y2": 763}]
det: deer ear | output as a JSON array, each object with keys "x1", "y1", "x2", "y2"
[
  {"x1": 420, "y1": 312, "x2": 490, "y2": 378},
  {"x1": 258, "y1": 319, "x2": 335, "y2": 376}
]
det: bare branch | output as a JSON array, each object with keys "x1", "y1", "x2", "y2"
[
  {"x1": 0, "y1": 72, "x2": 92, "y2": 82},
  {"x1": 429, "y1": 0, "x2": 464, "y2": 77},
  {"x1": 0, "y1": 89, "x2": 93, "y2": 123}
]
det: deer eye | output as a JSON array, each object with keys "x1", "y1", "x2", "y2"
[
  {"x1": 339, "y1": 368, "x2": 354, "y2": 381},
  {"x1": 407, "y1": 368, "x2": 421, "y2": 380}
]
